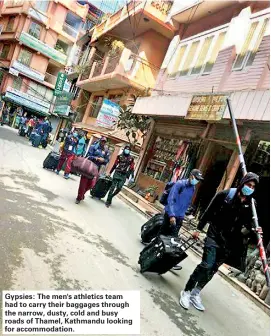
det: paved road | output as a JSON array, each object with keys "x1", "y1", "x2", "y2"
[{"x1": 0, "y1": 126, "x2": 269, "y2": 336}]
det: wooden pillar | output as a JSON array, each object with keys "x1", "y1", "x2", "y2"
[
  {"x1": 106, "y1": 143, "x2": 122, "y2": 175},
  {"x1": 134, "y1": 118, "x2": 155, "y2": 180},
  {"x1": 82, "y1": 94, "x2": 93, "y2": 124},
  {"x1": 217, "y1": 129, "x2": 252, "y2": 191}
]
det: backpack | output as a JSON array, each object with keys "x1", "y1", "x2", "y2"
[
  {"x1": 225, "y1": 188, "x2": 237, "y2": 204},
  {"x1": 160, "y1": 180, "x2": 186, "y2": 206}
]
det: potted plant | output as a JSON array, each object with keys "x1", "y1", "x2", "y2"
[{"x1": 144, "y1": 185, "x2": 159, "y2": 203}]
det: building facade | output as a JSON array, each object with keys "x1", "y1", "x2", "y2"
[
  {"x1": 70, "y1": 1, "x2": 174, "y2": 147},
  {"x1": 132, "y1": 1, "x2": 270, "y2": 240},
  {"x1": 0, "y1": 0, "x2": 88, "y2": 131}
]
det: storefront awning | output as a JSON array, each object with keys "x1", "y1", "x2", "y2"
[{"x1": 3, "y1": 96, "x2": 49, "y2": 117}]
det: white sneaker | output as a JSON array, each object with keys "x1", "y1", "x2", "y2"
[
  {"x1": 190, "y1": 293, "x2": 205, "y2": 311},
  {"x1": 179, "y1": 290, "x2": 191, "y2": 310}
]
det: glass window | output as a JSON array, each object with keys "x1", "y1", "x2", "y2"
[
  {"x1": 191, "y1": 36, "x2": 214, "y2": 75},
  {"x1": 35, "y1": 0, "x2": 49, "y2": 13},
  {"x1": 0, "y1": 45, "x2": 11, "y2": 59},
  {"x1": 55, "y1": 40, "x2": 69, "y2": 55},
  {"x1": 246, "y1": 18, "x2": 269, "y2": 67},
  {"x1": 45, "y1": 89, "x2": 53, "y2": 101},
  {"x1": 6, "y1": 16, "x2": 16, "y2": 32},
  {"x1": 28, "y1": 22, "x2": 41, "y2": 39},
  {"x1": 202, "y1": 32, "x2": 226, "y2": 74},
  {"x1": 170, "y1": 45, "x2": 187, "y2": 77},
  {"x1": 18, "y1": 49, "x2": 32, "y2": 66},
  {"x1": 179, "y1": 41, "x2": 200, "y2": 76},
  {"x1": 90, "y1": 96, "x2": 103, "y2": 118},
  {"x1": 233, "y1": 21, "x2": 259, "y2": 70},
  {"x1": 13, "y1": 76, "x2": 22, "y2": 90}
]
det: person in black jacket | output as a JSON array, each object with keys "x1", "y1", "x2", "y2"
[{"x1": 180, "y1": 172, "x2": 261, "y2": 312}]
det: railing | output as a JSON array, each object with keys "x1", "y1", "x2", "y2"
[
  {"x1": 44, "y1": 72, "x2": 57, "y2": 85},
  {"x1": 62, "y1": 22, "x2": 78, "y2": 38},
  {"x1": 104, "y1": 53, "x2": 122, "y2": 75}
]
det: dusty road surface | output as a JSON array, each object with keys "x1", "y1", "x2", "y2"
[{"x1": 0, "y1": 126, "x2": 269, "y2": 336}]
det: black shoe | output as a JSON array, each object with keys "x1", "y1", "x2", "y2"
[
  {"x1": 172, "y1": 264, "x2": 182, "y2": 271},
  {"x1": 75, "y1": 199, "x2": 80, "y2": 204},
  {"x1": 105, "y1": 202, "x2": 111, "y2": 208}
]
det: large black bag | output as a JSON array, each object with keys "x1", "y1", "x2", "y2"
[
  {"x1": 19, "y1": 126, "x2": 27, "y2": 137},
  {"x1": 91, "y1": 176, "x2": 112, "y2": 199},
  {"x1": 32, "y1": 134, "x2": 41, "y2": 147},
  {"x1": 138, "y1": 235, "x2": 193, "y2": 274},
  {"x1": 43, "y1": 152, "x2": 60, "y2": 170},
  {"x1": 141, "y1": 214, "x2": 164, "y2": 244}
]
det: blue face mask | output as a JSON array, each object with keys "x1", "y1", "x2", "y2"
[
  {"x1": 190, "y1": 178, "x2": 199, "y2": 186},
  {"x1": 124, "y1": 149, "x2": 130, "y2": 155},
  {"x1": 242, "y1": 185, "x2": 254, "y2": 196},
  {"x1": 73, "y1": 132, "x2": 78, "y2": 138}
]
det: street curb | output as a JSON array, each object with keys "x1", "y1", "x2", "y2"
[{"x1": 117, "y1": 191, "x2": 270, "y2": 315}]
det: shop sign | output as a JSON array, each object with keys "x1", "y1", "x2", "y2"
[
  {"x1": 96, "y1": 99, "x2": 120, "y2": 129},
  {"x1": 28, "y1": 8, "x2": 48, "y2": 24},
  {"x1": 19, "y1": 32, "x2": 67, "y2": 65},
  {"x1": 5, "y1": 90, "x2": 49, "y2": 114},
  {"x1": 6, "y1": 87, "x2": 50, "y2": 109},
  {"x1": 54, "y1": 72, "x2": 67, "y2": 96},
  {"x1": 54, "y1": 92, "x2": 73, "y2": 116},
  {"x1": 185, "y1": 94, "x2": 228, "y2": 121},
  {"x1": 11, "y1": 60, "x2": 45, "y2": 82}
]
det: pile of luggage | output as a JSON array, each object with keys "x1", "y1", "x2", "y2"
[{"x1": 138, "y1": 214, "x2": 197, "y2": 275}]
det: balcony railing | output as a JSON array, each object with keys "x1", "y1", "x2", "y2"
[
  {"x1": 45, "y1": 72, "x2": 57, "y2": 85},
  {"x1": 62, "y1": 22, "x2": 78, "y2": 38}
]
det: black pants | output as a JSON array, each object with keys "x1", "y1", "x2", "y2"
[
  {"x1": 185, "y1": 242, "x2": 227, "y2": 291},
  {"x1": 160, "y1": 213, "x2": 183, "y2": 237}
]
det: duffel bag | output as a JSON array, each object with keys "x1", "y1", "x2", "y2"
[{"x1": 71, "y1": 157, "x2": 98, "y2": 179}]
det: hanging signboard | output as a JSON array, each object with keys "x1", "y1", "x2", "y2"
[
  {"x1": 185, "y1": 94, "x2": 228, "y2": 121},
  {"x1": 96, "y1": 99, "x2": 120, "y2": 129},
  {"x1": 54, "y1": 72, "x2": 67, "y2": 96},
  {"x1": 54, "y1": 92, "x2": 73, "y2": 116}
]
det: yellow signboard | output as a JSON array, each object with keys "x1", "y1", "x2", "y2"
[{"x1": 185, "y1": 95, "x2": 228, "y2": 121}]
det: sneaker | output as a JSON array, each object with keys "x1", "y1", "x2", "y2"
[
  {"x1": 105, "y1": 202, "x2": 111, "y2": 208},
  {"x1": 55, "y1": 170, "x2": 60, "y2": 175},
  {"x1": 75, "y1": 199, "x2": 80, "y2": 204},
  {"x1": 172, "y1": 264, "x2": 182, "y2": 271},
  {"x1": 64, "y1": 174, "x2": 70, "y2": 179},
  {"x1": 179, "y1": 290, "x2": 191, "y2": 310},
  {"x1": 190, "y1": 291, "x2": 205, "y2": 311}
]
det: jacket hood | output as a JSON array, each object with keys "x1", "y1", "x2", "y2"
[{"x1": 237, "y1": 172, "x2": 259, "y2": 193}]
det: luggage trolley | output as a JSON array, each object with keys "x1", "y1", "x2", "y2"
[{"x1": 138, "y1": 229, "x2": 197, "y2": 275}]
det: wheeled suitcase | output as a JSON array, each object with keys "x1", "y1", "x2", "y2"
[
  {"x1": 91, "y1": 176, "x2": 112, "y2": 199},
  {"x1": 19, "y1": 126, "x2": 27, "y2": 137},
  {"x1": 141, "y1": 214, "x2": 164, "y2": 244},
  {"x1": 138, "y1": 234, "x2": 195, "y2": 274},
  {"x1": 43, "y1": 152, "x2": 60, "y2": 170},
  {"x1": 32, "y1": 134, "x2": 41, "y2": 147}
]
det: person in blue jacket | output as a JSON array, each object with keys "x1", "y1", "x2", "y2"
[
  {"x1": 161, "y1": 169, "x2": 204, "y2": 270},
  {"x1": 76, "y1": 137, "x2": 110, "y2": 204}
]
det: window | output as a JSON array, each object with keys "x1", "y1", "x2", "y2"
[
  {"x1": 0, "y1": 45, "x2": 11, "y2": 59},
  {"x1": 18, "y1": 49, "x2": 32, "y2": 66},
  {"x1": 170, "y1": 45, "x2": 187, "y2": 77},
  {"x1": 55, "y1": 40, "x2": 69, "y2": 55},
  {"x1": 35, "y1": 0, "x2": 49, "y2": 13},
  {"x1": 28, "y1": 22, "x2": 41, "y2": 39},
  {"x1": 27, "y1": 81, "x2": 53, "y2": 102},
  {"x1": 191, "y1": 36, "x2": 214, "y2": 75},
  {"x1": 13, "y1": 77, "x2": 22, "y2": 90},
  {"x1": 179, "y1": 41, "x2": 200, "y2": 76},
  {"x1": 202, "y1": 32, "x2": 226, "y2": 74},
  {"x1": 6, "y1": 16, "x2": 16, "y2": 32},
  {"x1": 233, "y1": 18, "x2": 269, "y2": 70},
  {"x1": 90, "y1": 96, "x2": 103, "y2": 118}
]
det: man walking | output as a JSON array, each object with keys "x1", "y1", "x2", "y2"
[
  {"x1": 105, "y1": 145, "x2": 135, "y2": 208},
  {"x1": 179, "y1": 172, "x2": 260, "y2": 312},
  {"x1": 161, "y1": 169, "x2": 204, "y2": 270},
  {"x1": 56, "y1": 131, "x2": 78, "y2": 179}
]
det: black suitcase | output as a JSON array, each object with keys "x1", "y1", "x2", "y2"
[
  {"x1": 91, "y1": 176, "x2": 112, "y2": 199},
  {"x1": 141, "y1": 214, "x2": 164, "y2": 244},
  {"x1": 32, "y1": 134, "x2": 41, "y2": 147},
  {"x1": 43, "y1": 152, "x2": 60, "y2": 170},
  {"x1": 138, "y1": 235, "x2": 194, "y2": 274},
  {"x1": 19, "y1": 126, "x2": 27, "y2": 137}
]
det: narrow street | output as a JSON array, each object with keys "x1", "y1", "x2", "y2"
[{"x1": 0, "y1": 126, "x2": 269, "y2": 336}]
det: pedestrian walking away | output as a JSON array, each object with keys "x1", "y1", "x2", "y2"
[
  {"x1": 105, "y1": 144, "x2": 135, "y2": 208},
  {"x1": 179, "y1": 172, "x2": 261, "y2": 312},
  {"x1": 76, "y1": 137, "x2": 110, "y2": 204},
  {"x1": 160, "y1": 169, "x2": 204, "y2": 270},
  {"x1": 75, "y1": 131, "x2": 86, "y2": 157},
  {"x1": 56, "y1": 131, "x2": 78, "y2": 179}
]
